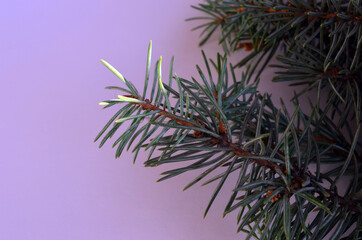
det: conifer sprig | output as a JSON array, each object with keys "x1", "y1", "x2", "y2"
[
  {"x1": 189, "y1": 0, "x2": 362, "y2": 100},
  {"x1": 96, "y1": 41, "x2": 361, "y2": 239}
]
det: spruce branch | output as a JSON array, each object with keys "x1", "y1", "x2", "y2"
[
  {"x1": 95, "y1": 42, "x2": 362, "y2": 239},
  {"x1": 189, "y1": 0, "x2": 362, "y2": 97}
]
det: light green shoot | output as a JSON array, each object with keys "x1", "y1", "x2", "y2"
[
  {"x1": 101, "y1": 59, "x2": 126, "y2": 84},
  {"x1": 158, "y1": 56, "x2": 172, "y2": 113}
]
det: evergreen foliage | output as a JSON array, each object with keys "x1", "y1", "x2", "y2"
[{"x1": 95, "y1": 1, "x2": 361, "y2": 239}]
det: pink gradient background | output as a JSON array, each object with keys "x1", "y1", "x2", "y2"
[{"x1": 0, "y1": 0, "x2": 293, "y2": 239}]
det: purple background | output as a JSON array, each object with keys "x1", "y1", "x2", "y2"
[{"x1": 0, "y1": 1, "x2": 293, "y2": 239}]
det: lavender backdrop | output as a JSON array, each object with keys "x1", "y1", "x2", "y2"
[{"x1": 0, "y1": 1, "x2": 292, "y2": 239}]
